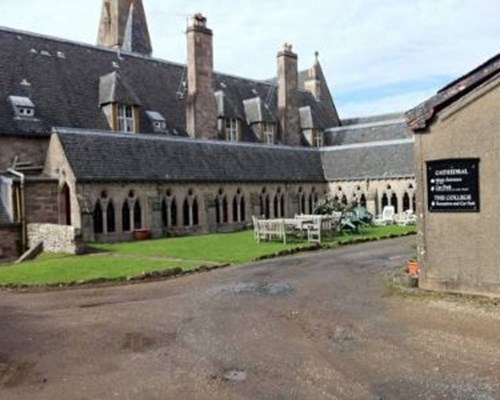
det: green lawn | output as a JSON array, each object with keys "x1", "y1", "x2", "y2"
[
  {"x1": 94, "y1": 230, "x2": 313, "y2": 264},
  {"x1": 0, "y1": 225, "x2": 415, "y2": 286}
]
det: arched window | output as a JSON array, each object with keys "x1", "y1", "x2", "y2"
[
  {"x1": 240, "y1": 196, "x2": 246, "y2": 222},
  {"x1": 192, "y1": 197, "x2": 199, "y2": 226},
  {"x1": 171, "y1": 198, "x2": 178, "y2": 226},
  {"x1": 60, "y1": 183, "x2": 71, "y2": 226},
  {"x1": 390, "y1": 193, "x2": 398, "y2": 214},
  {"x1": 299, "y1": 193, "x2": 306, "y2": 214},
  {"x1": 308, "y1": 194, "x2": 314, "y2": 214},
  {"x1": 107, "y1": 201, "x2": 115, "y2": 233},
  {"x1": 412, "y1": 194, "x2": 416, "y2": 212},
  {"x1": 381, "y1": 193, "x2": 389, "y2": 209},
  {"x1": 260, "y1": 194, "x2": 270, "y2": 218},
  {"x1": 215, "y1": 196, "x2": 221, "y2": 224},
  {"x1": 280, "y1": 194, "x2": 285, "y2": 217},
  {"x1": 222, "y1": 196, "x2": 228, "y2": 223},
  {"x1": 360, "y1": 194, "x2": 367, "y2": 208},
  {"x1": 183, "y1": 198, "x2": 190, "y2": 226},
  {"x1": 94, "y1": 201, "x2": 103, "y2": 234},
  {"x1": 122, "y1": 201, "x2": 131, "y2": 232},
  {"x1": 341, "y1": 194, "x2": 348, "y2": 205},
  {"x1": 274, "y1": 194, "x2": 280, "y2": 218},
  {"x1": 233, "y1": 196, "x2": 238, "y2": 222},
  {"x1": 133, "y1": 200, "x2": 142, "y2": 229},
  {"x1": 403, "y1": 192, "x2": 411, "y2": 212},
  {"x1": 161, "y1": 199, "x2": 168, "y2": 227}
]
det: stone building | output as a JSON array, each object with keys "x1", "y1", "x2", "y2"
[
  {"x1": 408, "y1": 53, "x2": 500, "y2": 297},
  {"x1": 0, "y1": 0, "x2": 414, "y2": 260}
]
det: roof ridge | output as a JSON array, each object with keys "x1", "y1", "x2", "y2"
[
  {"x1": 52, "y1": 127, "x2": 319, "y2": 152},
  {"x1": 320, "y1": 138, "x2": 414, "y2": 152},
  {"x1": 325, "y1": 118, "x2": 406, "y2": 132}
]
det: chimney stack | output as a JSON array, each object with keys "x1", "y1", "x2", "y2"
[
  {"x1": 185, "y1": 13, "x2": 217, "y2": 139},
  {"x1": 277, "y1": 43, "x2": 301, "y2": 146}
]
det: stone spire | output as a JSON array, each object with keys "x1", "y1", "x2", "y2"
[
  {"x1": 304, "y1": 51, "x2": 323, "y2": 101},
  {"x1": 97, "y1": 0, "x2": 153, "y2": 56}
]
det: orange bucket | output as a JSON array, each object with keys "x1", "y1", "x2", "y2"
[{"x1": 407, "y1": 260, "x2": 419, "y2": 275}]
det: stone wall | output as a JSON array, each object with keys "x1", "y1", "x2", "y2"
[
  {"x1": 76, "y1": 181, "x2": 328, "y2": 242},
  {"x1": 328, "y1": 177, "x2": 416, "y2": 216},
  {"x1": 25, "y1": 179, "x2": 59, "y2": 224},
  {"x1": 0, "y1": 225, "x2": 21, "y2": 261},
  {"x1": 27, "y1": 223, "x2": 82, "y2": 254}
]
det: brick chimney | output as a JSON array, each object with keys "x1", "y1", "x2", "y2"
[
  {"x1": 277, "y1": 43, "x2": 301, "y2": 146},
  {"x1": 185, "y1": 13, "x2": 217, "y2": 139}
]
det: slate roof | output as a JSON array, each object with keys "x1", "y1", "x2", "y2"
[
  {"x1": 341, "y1": 112, "x2": 405, "y2": 126},
  {"x1": 55, "y1": 128, "x2": 326, "y2": 183},
  {"x1": 325, "y1": 117, "x2": 411, "y2": 146},
  {"x1": 407, "y1": 53, "x2": 500, "y2": 131},
  {"x1": 0, "y1": 27, "x2": 339, "y2": 141},
  {"x1": 320, "y1": 139, "x2": 414, "y2": 181}
]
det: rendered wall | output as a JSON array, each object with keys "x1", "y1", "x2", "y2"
[{"x1": 415, "y1": 77, "x2": 500, "y2": 297}]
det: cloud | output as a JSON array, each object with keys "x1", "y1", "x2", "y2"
[{"x1": 2, "y1": 0, "x2": 499, "y2": 118}]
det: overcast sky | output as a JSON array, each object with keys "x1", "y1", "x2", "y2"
[{"x1": 2, "y1": 0, "x2": 499, "y2": 118}]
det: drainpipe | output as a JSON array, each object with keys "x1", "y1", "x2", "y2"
[{"x1": 7, "y1": 168, "x2": 27, "y2": 253}]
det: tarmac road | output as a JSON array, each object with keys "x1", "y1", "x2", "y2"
[{"x1": 1, "y1": 236, "x2": 499, "y2": 400}]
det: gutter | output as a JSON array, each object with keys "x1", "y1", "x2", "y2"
[{"x1": 7, "y1": 168, "x2": 27, "y2": 253}]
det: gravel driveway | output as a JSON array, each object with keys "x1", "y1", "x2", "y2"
[{"x1": 1, "y1": 236, "x2": 499, "y2": 400}]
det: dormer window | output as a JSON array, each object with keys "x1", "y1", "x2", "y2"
[
  {"x1": 99, "y1": 71, "x2": 141, "y2": 133},
  {"x1": 146, "y1": 111, "x2": 167, "y2": 132},
  {"x1": 314, "y1": 130, "x2": 324, "y2": 147},
  {"x1": 218, "y1": 117, "x2": 239, "y2": 142},
  {"x1": 226, "y1": 118, "x2": 238, "y2": 142},
  {"x1": 117, "y1": 104, "x2": 135, "y2": 132},
  {"x1": 9, "y1": 96, "x2": 35, "y2": 119},
  {"x1": 263, "y1": 123, "x2": 275, "y2": 145}
]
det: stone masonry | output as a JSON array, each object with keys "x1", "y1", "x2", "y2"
[
  {"x1": 278, "y1": 44, "x2": 301, "y2": 146},
  {"x1": 186, "y1": 14, "x2": 218, "y2": 140},
  {"x1": 28, "y1": 223, "x2": 82, "y2": 254}
]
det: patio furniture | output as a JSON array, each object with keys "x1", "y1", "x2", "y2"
[
  {"x1": 395, "y1": 209, "x2": 417, "y2": 226},
  {"x1": 374, "y1": 206, "x2": 395, "y2": 225}
]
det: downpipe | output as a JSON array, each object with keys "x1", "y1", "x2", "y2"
[{"x1": 7, "y1": 168, "x2": 27, "y2": 253}]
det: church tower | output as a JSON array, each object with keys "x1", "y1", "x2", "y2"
[{"x1": 97, "y1": 0, "x2": 153, "y2": 56}]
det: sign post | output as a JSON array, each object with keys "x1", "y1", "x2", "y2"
[{"x1": 426, "y1": 158, "x2": 480, "y2": 213}]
